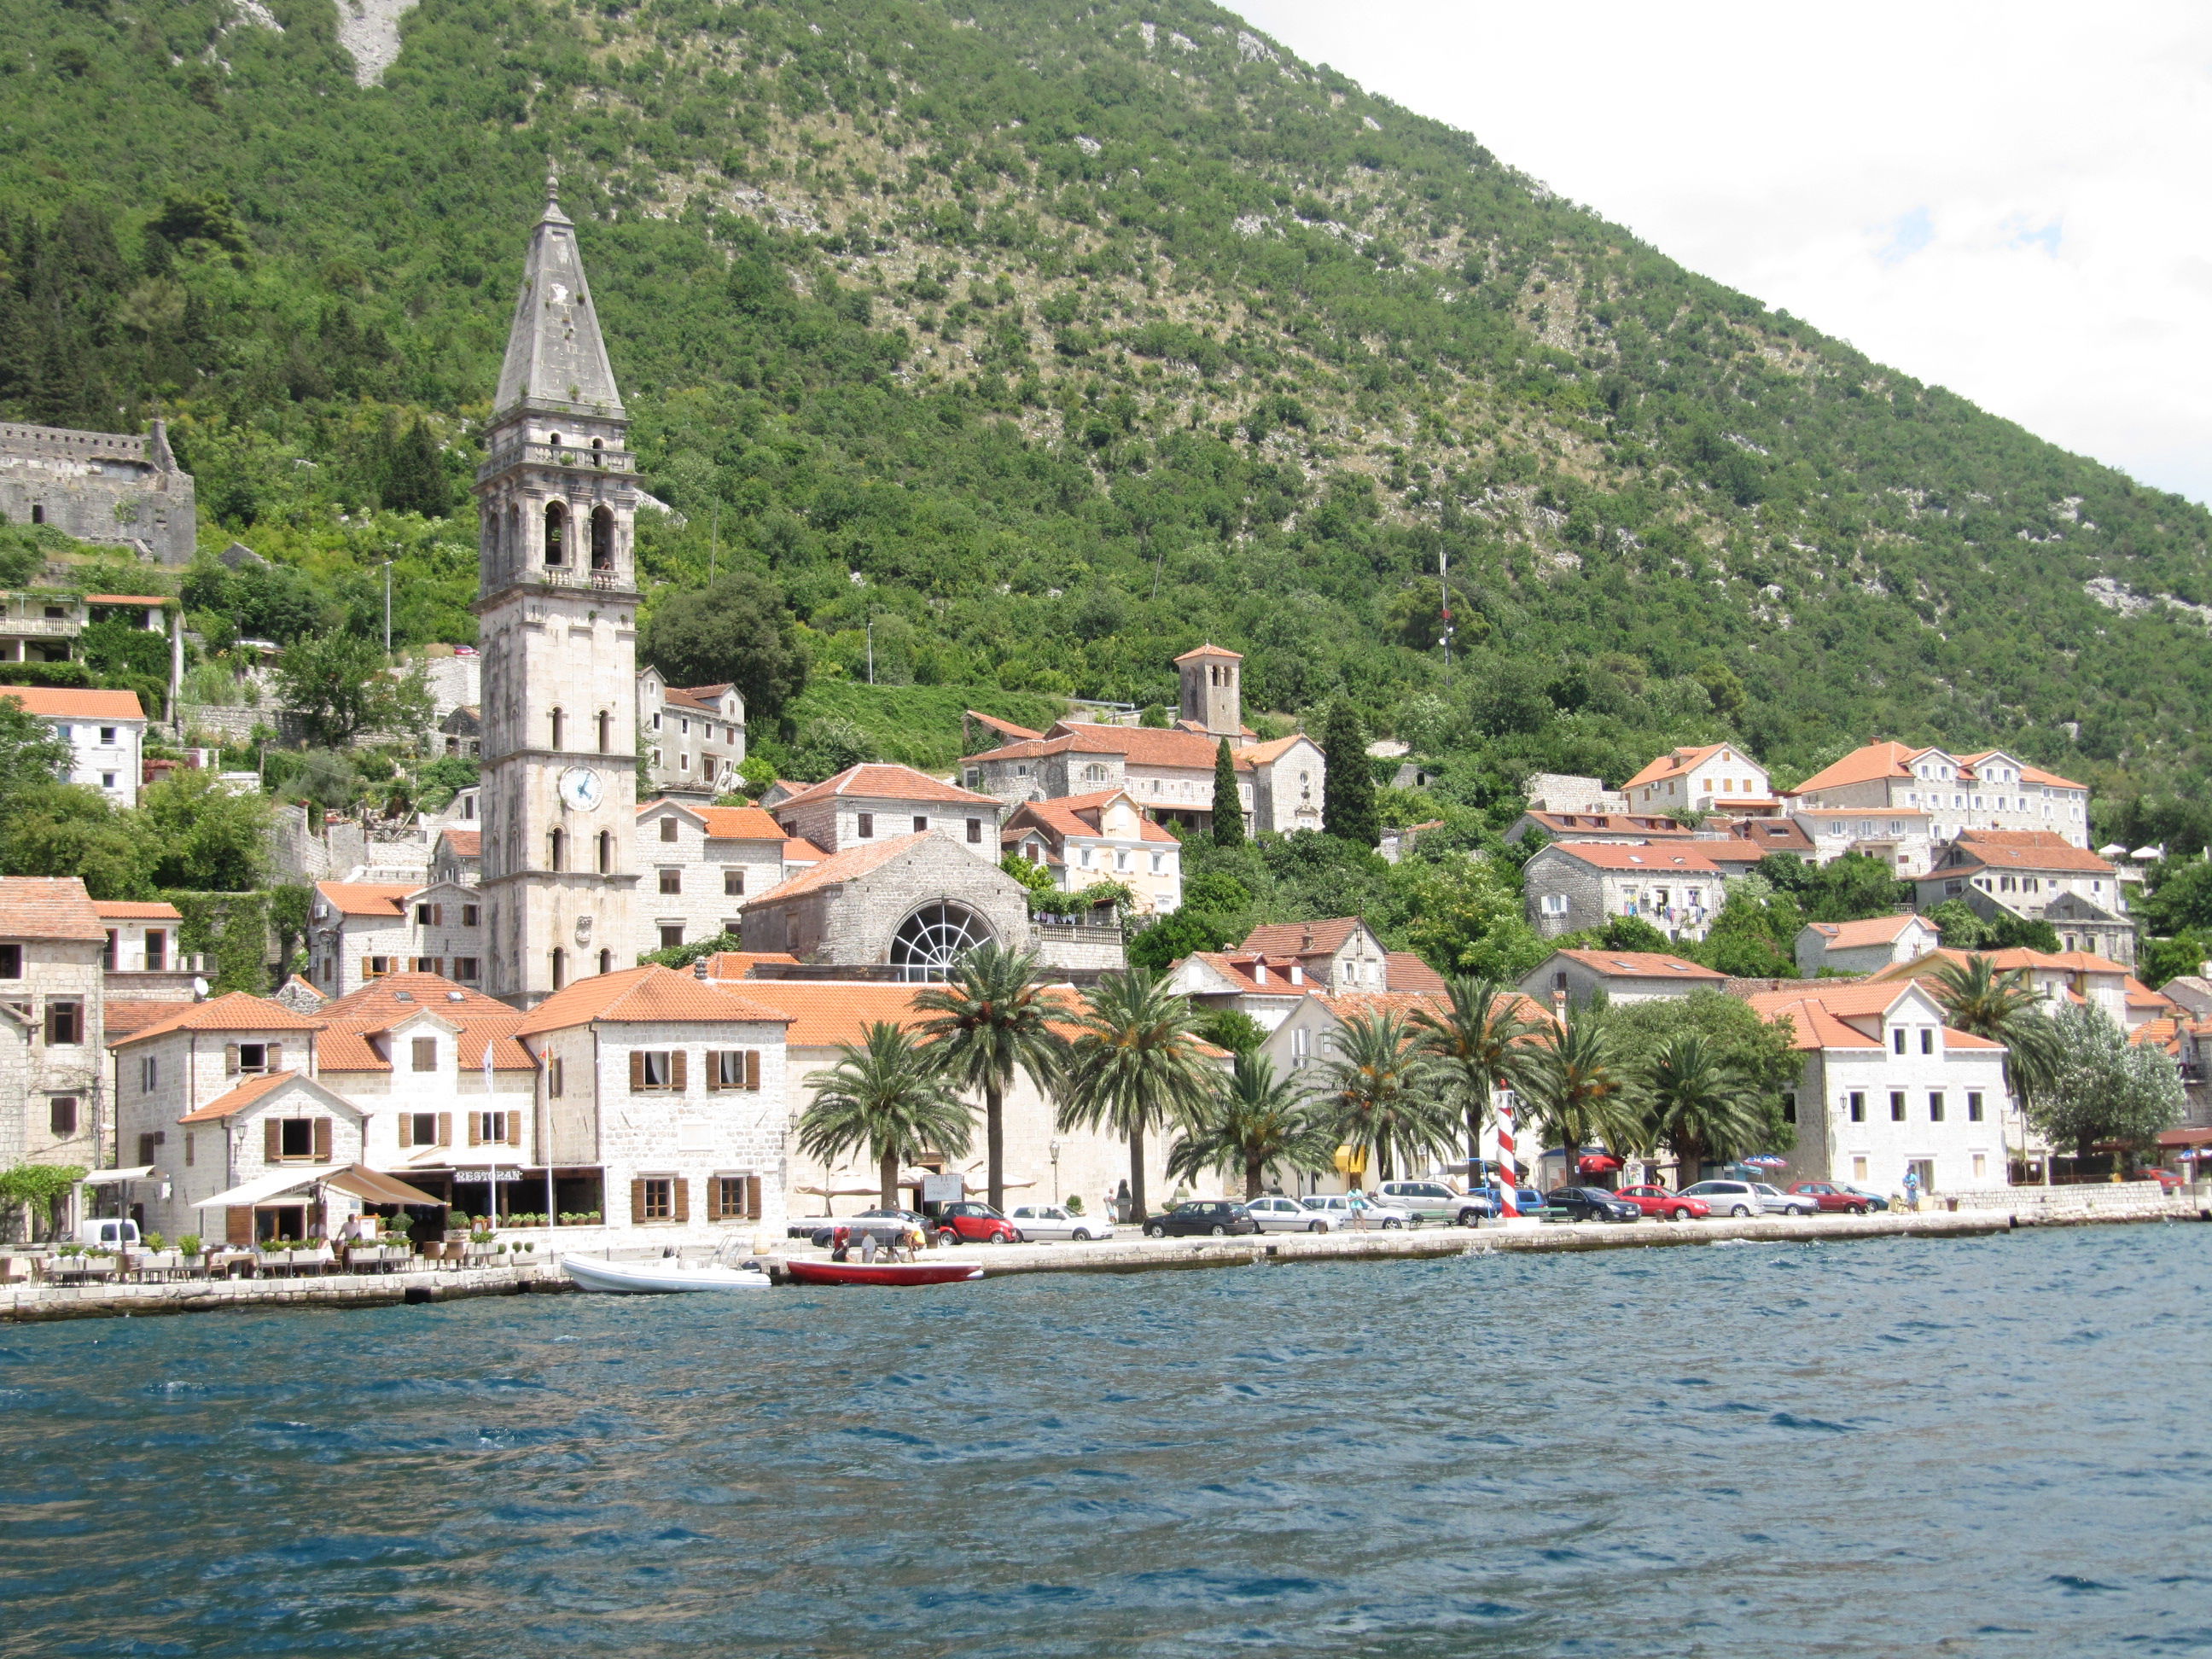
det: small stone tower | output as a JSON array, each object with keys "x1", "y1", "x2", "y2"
[
  {"x1": 473, "y1": 178, "x2": 641, "y2": 1007},
  {"x1": 1175, "y1": 643, "x2": 1243, "y2": 742}
]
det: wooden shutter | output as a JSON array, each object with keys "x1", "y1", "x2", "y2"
[
  {"x1": 226, "y1": 1205, "x2": 253, "y2": 1246},
  {"x1": 312, "y1": 1117, "x2": 331, "y2": 1161},
  {"x1": 704, "y1": 1051, "x2": 725, "y2": 1093},
  {"x1": 630, "y1": 1178, "x2": 647, "y2": 1223},
  {"x1": 505, "y1": 1113, "x2": 521, "y2": 1146},
  {"x1": 225, "y1": 1044, "x2": 241, "y2": 1077},
  {"x1": 268, "y1": 1043, "x2": 284, "y2": 1073},
  {"x1": 744, "y1": 1050, "x2": 760, "y2": 1091},
  {"x1": 466, "y1": 1112, "x2": 481, "y2": 1146},
  {"x1": 671, "y1": 1179, "x2": 690, "y2": 1224},
  {"x1": 670, "y1": 1051, "x2": 688, "y2": 1091},
  {"x1": 361, "y1": 957, "x2": 372, "y2": 981},
  {"x1": 433, "y1": 905, "x2": 444, "y2": 926},
  {"x1": 436, "y1": 1112, "x2": 451, "y2": 1147},
  {"x1": 705, "y1": 1179, "x2": 724, "y2": 1221},
  {"x1": 264, "y1": 1119, "x2": 282, "y2": 1161},
  {"x1": 745, "y1": 1175, "x2": 762, "y2": 1220},
  {"x1": 629, "y1": 1051, "x2": 645, "y2": 1091},
  {"x1": 399, "y1": 1113, "x2": 414, "y2": 1149}
]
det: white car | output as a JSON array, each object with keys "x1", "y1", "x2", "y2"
[
  {"x1": 1299, "y1": 1194, "x2": 1412, "y2": 1230},
  {"x1": 1679, "y1": 1179, "x2": 1810, "y2": 1218},
  {"x1": 1005, "y1": 1203, "x2": 1115, "y2": 1242},
  {"x1": 1245, "y1": 1195, "x2": 1340, "y2": 1233}
]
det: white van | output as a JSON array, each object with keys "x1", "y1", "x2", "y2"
[{"x1": 73, "y1": 1218, "x2": 142, "y2": 1249}]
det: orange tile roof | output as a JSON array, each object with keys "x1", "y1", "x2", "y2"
[
  {"x1": 1551, "y1": 949, "x2": 1726, "y2": 981},
  {"x1": 102, "y1": 999, "x2": 196, "y2": 1039},
  {"x1": 783, "y1": 837, "x2": 827, "y2": 864},
  {"x1": 0, "y1": 686, "x2": 145, "y2": 719},
  {"x1": 965, "y1": 710, "x2": 1045, "y2": 742},
  {"x1": 92, "y1": 899, "x2": 183, "y2": 921},
  {"x1": 1315, "y1": 990, "x2": 1452, "y2": 1022},
  {"x1": 1755, "y1": 997, "x2": 1884, "y2": 1051},
  {"x1": 1383, "y1": 952, "x2": 1449, "y2": 995},
  {"x1": 437, "y1": 829, "x2": 481, "y2": 857},
  {"x1": 696, "y1": 805, "x2": 787, "y2": 841},
  {"x1": 777, "y1": 764, "x2": 999, "y2": 810},
  {"x1": 728, "y1": 977, "x2": 1084, "y2": 1049},
  {"x1": 1173, "y1": 951, "x2": 1323, "y2": 997},
  {"x1": 513, "y1": 965, "x2": 793, "y2": 1037},
  {"x1": 1173, "y1": 642, "x2": 1243, "y2": 661},
  {"x1": 84, "y1": 593, "x2": 173, "y2": 606},
  {"x1": 177, "y1": 1068, "x2": 300, "y2": 1123},
  {"x1": 314, "y1": 972, "x2": 510, "y2": 1022},
  {"x1": 1540, "y1": 843, "x2": 1723, "y2": 873},
  {"x1": 1934, "y1": 842, "x2": 2115, "y2": 877},
  {"x1": 1521, "y1": 810, "x2": 1699, "y2": 838},
  {"x1": 700, "y1": 951, "x2": 802, "y2": 980},
  {"x1": 747, "y1": 832, "x2": 944, "y2": 904},
  {"x1": 2124, "y1": 976, "x2": 2174, "y2": 1011},
  {"x1": 963, "y1": 721, "x2": 1308, "y2": 773},
  {"x1": 1749, "y1": 980, "x2": 1924, "y2": 1021},
  {"x1": 0, "y1": 877, "x2": 107, "y2": 940},
  {"x1": 1241, "y1": 918, "x2": 1365, "y2": 958},
  {"x1": 1006, "y1": 790, "x2": 1179, "y2": 845},
  {"x1": 1954, "y1": 829, "x2": 2087, "y2": 849},
  {"x1": 317, "y1": 1004, "x2": 535, "y2": 1073},
  {"x1": 1804, "y1": 914, "x2": 1933, "y2": 949},
  {"x1": 1956, "y1": 751, "x2": 2087, "y2": 790},
  {"x1": 1787, "y1": 741, "x2": 1921, "y2": 795},
  {"x1": 664, "y1": 681, "x2": 737, "y2": 714},
  {"x1": 1621, "y1": 743, "x2": 1731, "y2": 790},
  {"x1": 109, "y1": 992, "x2": 323, "y2": 1047},
  {"x1": 315, "y1": 882, "x2": 416, "y2": 918},
  {"x1": 1729, "y1": 818, "x2": 1817, "y2": 852}
]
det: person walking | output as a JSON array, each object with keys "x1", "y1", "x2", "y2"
[{"x1": 1349, "y1": 1189, "x2": 1370, "y2": 1231}]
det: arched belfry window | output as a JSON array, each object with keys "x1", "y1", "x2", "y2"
[
  {"x1": 591, "y1": 505, "x2": 614, "y2": 570},
  {"x1": 890, "y1": 901, "x2": 992, "y2": 982},
  {"x1": 597, "y1": 948, "x2": 613, "y2": 975},
  {"x1": 597, "y1": 830, "x2": 613, "y2": 873},
  {"x1": 550, "y1": 948, "x2": 567, "y2": 992},
  {"x1": 597, "y1": 709, "x2": 613, "y2": 753},
  {"x1": 544, "y1": 501, "x2": 566, "y2": 566},
  {"x1": 550, "y1": 707, "x2": 565, "y2": 750},
  {"x1": 548, "y1": 827, "x2": 567, "y2": 871}
]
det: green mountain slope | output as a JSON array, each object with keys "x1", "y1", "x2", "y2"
[{"x1": 3, "y1": 0, "x2": 2209, "y2": 823}]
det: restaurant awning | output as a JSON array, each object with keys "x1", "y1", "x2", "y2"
[
  {"x1": 81, "y1": 1165, "x2": 157, "y2": 1185},
  {"x1": 323, "y1": 1165, "x2": 447, "y2": 1208},
  {"x1": 2156, "y1": 1126, "x2": 2212, "y2": 1148},
  {"x1": 194, "y1": 1167, "x2": 329, "y2": 1209}
]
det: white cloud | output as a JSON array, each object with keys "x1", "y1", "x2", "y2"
[{"x1": 1234, "y1": 0, "x2": 2212, "y2": 505}]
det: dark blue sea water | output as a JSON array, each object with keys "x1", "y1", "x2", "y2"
[{"x1": 3, "y1": 1225, "x2": 2209, "y2": 1657}]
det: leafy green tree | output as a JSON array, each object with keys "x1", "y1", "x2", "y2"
[
  {"x1": 999, "y1": 852, "x2": 1058, "y2": 901},
  {"x1": 1056, "y1": 968, "x2": 1211, "y2": 1222},
  {"x1": 2029, "y1": 1001, "x2": 2184, "y2": 1161},
  {"x1": 377, "y1": 416, "x2": 454, "y2": 517},
  {"x1": 2139, "y1": 860, "x2": 2212, "y2": 936},
  {"x1": 2139, "y1": 930, "x2": 2212, "y2": 989},
  {"x1": 141, "y1": 766, "x2": 271, "y2": 891},
  {"x1": 0, "y1": 783, "x2": 150, "y2": 898},
  {"x1": 1636, "y1": 1032, "x2": 1771, "y2": 1184},
  {"x1": 1926, "y1": 956, "x2": 2061, "y2": 1110},
  {"x1": 914, "y1": 942, "x2": 1064, "y2": 1211},
  {"x1": 0, "y1": 1162, "x2": 87, "y2": 1243},
  {"x1": 1924, "y1": 898, "x2": 1994, "y2": 949},
  {"x1": 1759, "y1": 852, "x2": 1910, "y2": 923},
  {"x1": 1609, "y1": 991, "x2": 1802, "y2": 1144},
  {"x1": 0, "y1": 699, "x2": 71, "y2": 804},
  {"x1": 1167, "y1": 1053, "x2": 1335, "y2": 1199},
  {"x1": 1320, "y1": 701, "x2": 1379, "y2": 849},
  {"x1": 640, "y1": 572, "x2": 806, "y2": 721},
  {"x1": 274, "y1": 633, "x2": 428, "y2": 747},
  {"x1": 789, "y1": 715, "x2": 873, "y2": 783},
  {"x1": 800, "y1": 1022, "x2": 975, "y2": 1209},
  {"x1": 638, "y1": 928, "x2": 741, "y2": 969},
  {"x1": 1518, "y1": 1004, "x2": 1644, "y2": 1185},
  {"x1": 1126, "y1": 907, "x2": 1239, "y2": 974},
  {"x1": 1388, "y1": 855, "x2": 1546, "y2": 982},
  {"x1": 1210, "y1": 736, "x2": 1244, "y2": 847},
  {"x1": 1409, "y1": 975, "x2": 1543, "y2": 1173},
  {"x1": 1312, "y1": 1008, "x2": 1456, "y2": 1183},
  {"x1": 1193, "y1": 1007, "x2": 1266, "y2": 1056}
]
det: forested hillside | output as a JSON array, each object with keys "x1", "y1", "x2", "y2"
[{"x1": 3, "y1": 0, "x2": 2210, "y2": 830}]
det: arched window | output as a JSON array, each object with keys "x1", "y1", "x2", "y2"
[
  {"x1": 544, "y1": 501, "x2": 566, "y2": 566},
  {"x1": 30, "y1": 505, "x2": 44, "y2": 526},
  {"x1": 591, "y1": 437, "x2": 604, "y2": 468},
  {"x1": 547, "y1": 827, "x2": 566, "y2": 871},
  {"x1": 597, "y1": 830, "x2": 613, "y2": 873},
  {"x1": 890, "y1": 901, "x2": 992, "y2": 983},
  {"x1": 550, "y1": 707, "x2": 564, "y2": 750},
  {"x1": 597, "y1": 948, "x2": 613, "y2": 975},
  {"x1": 591, "y1": 505, "x2": 614, "y2": 570},
  {"x1": 549, "y1": 432, "x2": 562, "y2": 449},
  {"x1": 506, "y1": 502, "x2": 521, "y2": 563},
  {"x1": 550, "y1": 947, "x2": 566, "y2": 991},
  {"x1": 597, "y1": 709, "x2": 612, "y2": 753}
]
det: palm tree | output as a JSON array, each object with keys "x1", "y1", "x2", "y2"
[
  {"x1": 1639, "y1": 1031, "x2": 1767, "y2": 1185},
  {"x1": 1410, "y1": 975, "x2": 1543, "y2": 1179},
  {"x1": 798, "y1": 1022, "x2": 975, "y2": 1208},
  {"x1": 1056, "y1": 967, "x2": 1214, "y2": 1222},
  {"x1": 911, "y1": 941, "x2": 1064, "y2": 1211},
  {"x1": 1518, "y1": 1003, "x2": 1640, "y2": 1191},
  {"x1": 1167, "y1": 1053, "x2": 1337, "y2": 1199},
  {"x1": 1312, "y1": 1009, "x2": 1458, "y2": 1184},
  {"x1": 1929, "y1": 954, "x2": 2060, "y2": 1108}
]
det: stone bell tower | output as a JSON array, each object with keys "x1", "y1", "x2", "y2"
[
  {"x1": 474, "y1": 178, "x2": 641, "y2": 1007},
  {"x1": 1175, "y1": 643, "x2": 1244, "y2": 742}
]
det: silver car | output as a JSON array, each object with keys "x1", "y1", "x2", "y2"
[
  {"x1": 1299, "y1": 1194, "x2": 1411, "y2": 1229},
  {"x1": 1375, "y1": 1179, "x2": 1494, "y2": 1227},
  {"x1": 1006, "y1": 1203, "x2": 1115, "y2": 1242},
  {"x1": 1246, "y1": 1195, "x2": 1339, "y2": 1233},
  {"x1": 1679, "y1": 1179, "x2": 1810, "y2": 1218}
]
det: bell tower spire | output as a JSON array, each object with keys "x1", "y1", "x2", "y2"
[{"x1": 473, "y1": 196, "x2": 640, "y2": 1007}]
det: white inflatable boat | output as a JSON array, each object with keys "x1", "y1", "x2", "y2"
[{"x1": 560, "y1": 1249, "x2": 774, "y2": 1294}]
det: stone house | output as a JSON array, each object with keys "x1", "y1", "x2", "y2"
[
  {"x1": 1744, "y1": 980, "x2": 2016, "y2": 1196},
  {"x1": 1622, "y1": 743, "x2": 1776, "y2": 816},
  {"x1": 1504, "y1": 809, "x2": 1703, "y2": 847},
  {"x1": 1795, "y1": 913, "x2": 1942, "y2": 977},
  {"x1": 1868, "y1": 946, "x2": 2136, "y2": 1027},
  {"x1": 636, "y1": 799, "x2": 789, "y2": 954},
  {"x1": 1522, "y1": 773, "x2": 1627, "y2": 814},
  {"x1": 429, "y1": 829, "x2": 481, "y2": 888},
  {"x1": 3, "y1": 686, "x2": 147, "y2": 807},
  {"x1": 0, "y1": 878, "x2": 108, "y2": 1181},
  {"x1": 1792, "y1": 806, "x2": 1936, "y2": 876},
  {"x1": 0, "y1": 418, "x2": 197, "y2": 564},
  {"x1": 771, "y1": 763, "x2": 1004, "y2": 861},
  {"x1": 1912, "y1": 831, "x2": 2132, "y2": 964},
  {"x1": 95, "y1": 899, "x2": 209, "y2": 1002},
  {"x1": 1001, "y1": 789, "x2": 1183, "y2": 914},
  {"x1": 1522, "y1": 841, "x2": 1726, "y2": 941},
  {"x1": 738, "y1": 833, "x2": 1039, "y2": 978},
  {"x1": 308, "y1": 880, "x2": 489, "y2": 996},
  {"x1": 1786, "y1": 742, "x2": 2092, "y2": 849},
  {"x1": 1519, "y1": 949, "x2": 1729, "y2": 1007},
  {"x1": 1161, "y1": 920, "x2": 1443, "y2": 1033},
  {"x1": 637, "y1": 669, "x2": 746, "y2": 799}
]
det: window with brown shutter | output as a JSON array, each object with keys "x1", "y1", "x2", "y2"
[
  {"x1": 505, "y1": 1113, "x2": 521, "y2": 1146},
  {"x1": 138, "y1": 1132, "x2": 157, "y2": 1166},
  {"x1": 264, "y1": 1119, "x2": 282, "y2": 1161},
  {"x1": 226, "y1": 1044, "x2": 242, "y2": 1077},
  {"x1": 671, "y1": 1179, "x2": 690, "y2": 1224},
  {"x1": 670, "y1": 1051, "x2": 687, "y2": 1091},
  {"x1": 399, "y1": 1113, "x2": 414, "y2": 1148},
  {"x1": 411, "y1": 1037, "x2": 437, "y2": 1073},
  {"x1": 466, "y1": 1113, "x2": 482, "y2": 1146},
  {"x1": 746, "y1": 1176, "x2": 763, "y2": 1220},
  {"x1": 312, "y1": 1118, "x2": 331, "y2": 1161},
  {"x1": 630, "y1": 1051, "x2": 646, "y2": 1091},
  {"x1": 436, "y1": 1112, "x2": 451, "y2": 1146},
  {"x1": 631, "y1": 1177, "x2": 648, "y2": 1221},
  {"x1": 267, "y1": 1043, "x2": 283, "y2": 1073},
  {"x1": 745, "y1": 1050, "x2": 760, "y2": 1091},
  {"x1": 226, "y1": 1206, "x2": 254, "y2": 1246},
  {"x1": 547, "y1": 1057, "x2": 564, "y2": 1098}
]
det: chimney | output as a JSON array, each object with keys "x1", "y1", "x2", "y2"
[
  {"x1": 693, "y1": 957, "x2": 710, "y2": 979},
  {"x1": 1301, "y1": 926, "x2": 1313, "y2": 951}
]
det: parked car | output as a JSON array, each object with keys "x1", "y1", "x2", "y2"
[
  {"x1": 1144, "y1": 1200, "x2": 1260, "y2": 1237},
  {"x1": 1838, "y1": 1184, "x2": 1890, "y2": 1213},
  {"x1": 1480, "y1": 1185, "x2": 1555, "y2": 1218},
  {"x1": 1614, "y1": 1184, "x2": 1711, "y2": 1221},
  {"x1": 932, "y1": 1202, "x2": 1021, "y2": 1246},
  {"x1": 2134, "y1": 1168, "x2": 2185, "y2": 1192},
  {"x1": 1298, "y1": 1194, "x2": 1412, "y2": 1229},
  {"x1": 1787, "y1": 1181, "x2": 1872, "y2": 1215},
  {"x1": 1246, "y1": 1195, "x2": 1340, "y2": 1233},
  {"x1": 1544, "y1": 1186, "x2": 1642, "y2": 1223},
  {"x1": 1375, "y1": 1179, "x2": 1494, "y2": 1227},
  {"x1": 1006, "y1": 1203, "x2": 1115, "y2": 1242},
  {"x1": 1751, "y1": 1182, "x2": 1814, "y2": 1216},
  {"x1": 73, "y1": 1219, "x2": 141, "y2": 1249},
  {"x1": 805, "y1": 1208, "x2": 929, "y2": 1249},
  {"x1": 1679, "y1": 1179, "x2": 1771, "y2": 1218}
]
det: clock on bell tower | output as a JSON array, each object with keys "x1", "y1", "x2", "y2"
[{"x1": 473, "y1": 178, "x2": 641, "y2": 1007}]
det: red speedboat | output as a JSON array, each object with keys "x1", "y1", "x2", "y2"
[{"x1": 783, "y1": 1258, "x2": 983, "y2": 1288}]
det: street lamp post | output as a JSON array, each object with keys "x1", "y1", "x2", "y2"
[
  {"x1": 382, "y1": 558, "x2": 393, "y2": 655},
  {"x1": 1049, "y1": 1138, "x2": 1061, "y2": 1203}
]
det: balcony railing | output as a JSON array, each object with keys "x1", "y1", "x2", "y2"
[
  {"x1": 478, "y1": 441, "x2": 635, "y2": 480},
  {"x1": 0, "y1": 614, "x2": 84, "y2": 637},
  {"x1": 535, "y1": 565, "x2": 632, "y2": 594}
]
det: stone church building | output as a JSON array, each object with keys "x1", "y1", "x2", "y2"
[{"x1": 0, "y1": 419, "x2": 198, "y2": 564}]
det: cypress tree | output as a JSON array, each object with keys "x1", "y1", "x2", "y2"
[
  {"x1": 1210, "y1": 736, "x2": 1244, "y2": 846},
  {"x1": 1321, "y1": 701, "x2": 1379, "y2": 848}
]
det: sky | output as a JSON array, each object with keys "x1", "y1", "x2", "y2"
[{"x1": 1233, "y1": 0, "x2": 2212, "y2": 507}]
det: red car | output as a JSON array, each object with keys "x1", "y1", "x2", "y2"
[
  {"x1": 1787, "y1": 1181, "x2": 1872, "y2": 1215},
  {"x1": 1613, "y1": 1185, "x2": 1710, "y2": 1221},
  {"x1": 2133, "y1": 1168, "x2": 2185, "y2": 1192},
  {"x1": 931, "y1": 1202, "x2": 1020, "y2": 1246}
]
